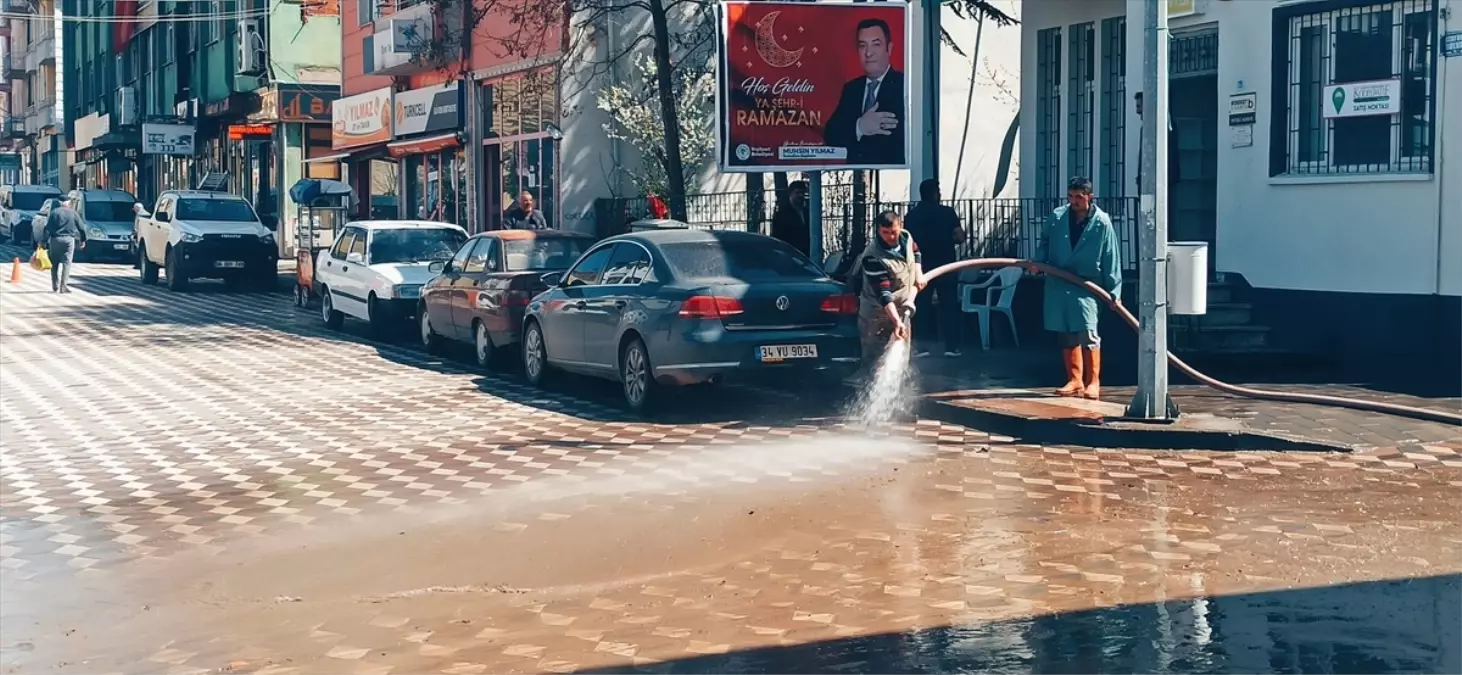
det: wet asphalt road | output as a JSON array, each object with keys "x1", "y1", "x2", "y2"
[{"x1": 1, "y1": 251, "x2": 1459, "y2": 674}]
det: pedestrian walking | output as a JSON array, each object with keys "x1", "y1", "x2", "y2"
[
  {"x1": 904, "y1": 179, "x2": 966, "y2": 357},
  {"x1": 769, "y1": 180, "x2": 811, "y2": 259},
  {"x1": 1029, "y1": 177, "x2": 1122, "y2": 399},
  {"x1": 853, "y1": 210, "x2": 926, "y2": 375},
  {"x1": 42, "y1": 200, "x2": 87, "y2": 293},
  {"x1": 503, "y1": 191, "x2": 549, "y2": 230}
]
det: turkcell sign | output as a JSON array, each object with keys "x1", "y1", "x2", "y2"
[{"x1": 393, "y1": 82, "x2": 462, "y2": 137}]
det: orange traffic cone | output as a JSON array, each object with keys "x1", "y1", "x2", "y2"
[{"x1": 7, "y1": 258, "x2": 19, "y2": 284}]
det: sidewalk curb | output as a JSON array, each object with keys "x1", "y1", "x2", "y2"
[{"x1": 917, "y1": 396, "x2": 1353, "y2": 452}]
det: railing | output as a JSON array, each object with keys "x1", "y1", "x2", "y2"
[
  {"x1": 3, "y1": 118, "x2": 25, "y2": 138},
  {"x1": 595, "y1": 192, "x2": 1141, "y2": 274}
]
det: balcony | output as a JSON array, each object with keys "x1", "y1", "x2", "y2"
[
  {"x1": 3, "y1": 118, "x2": 25, "y2": 139},
  {"x1": 3, "y1": 0, "x2": 29, "y2": 12},
  {"x1": 1, "y1": 56, "x2": 14, "y2": 80},
  {"x1": 24, "y1": 34, "x2": 55, "y2": 72},
  {"x1": 367, "y1": 0, "x2": 459, "y2": 76},
  {"x1": 24, "y1": 103, "x2": 56, "y2": 134}
]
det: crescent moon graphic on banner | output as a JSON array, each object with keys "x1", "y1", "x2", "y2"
[{"x1": 754, "y1": 11, "x2": 804, "y2": 68}]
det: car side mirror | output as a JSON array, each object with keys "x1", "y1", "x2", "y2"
[
  {"x1": 540, "y1": 271, "x2": 564, "y2": 287},
  {"x1": 429, "y1": 261, "x2": 446, "y2": 274},
  {"x1": 155, "y1": 212, "x2": 171, "y2": 223},
  {"x1": 134, "y1": 204, "x2": 150, "y2": 218},
  {"x1": 346, "y1": 252, "x2": 365, "y2": 265}
]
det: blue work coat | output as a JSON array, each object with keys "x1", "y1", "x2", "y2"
[{"x1": 1041, "y1": 205, "x2": 1122, "y2": 334}]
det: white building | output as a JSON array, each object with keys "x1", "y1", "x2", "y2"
[{"x1": 1021, "y1": 0, "x2": 1460, "y2": 382}]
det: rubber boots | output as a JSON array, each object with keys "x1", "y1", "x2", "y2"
[
  {"x1": 1082, "y1": 347, "x2": 1102, "y2": 400},
  {"x1": 1055, "y1": 347, "x2": 1084, "y2": 396}
]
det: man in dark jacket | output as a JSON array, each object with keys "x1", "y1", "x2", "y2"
[
  {"x1": 769, "y1": 180, "x2": 810, "y2": 258},
  {"x1": 904, "y1": 179, "x2": 965, "y2": 356},
  {"x1": 503, "y1": 191, "x2": 548, "y2": 230},
  {"x1": 42, "y1": 201, "x2": 87, "y2": 293}
]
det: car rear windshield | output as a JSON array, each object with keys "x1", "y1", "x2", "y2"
[
  {"x1": 176, "y1": 198, "x2": 259, "y2": 222},
  {"x1": 10, "y1": 192, "x2": 56, "y2": 210},
  {"x1": 369, "y1": 228, "x2": 467, "y2": 265},
  {"x1": 503, "y1": 237, "x2": 591, "y2": 271},
  {"x1": 660, "y1": 239, "x2": 822, "y2": 281},
  {"x1": 85, "y1": 201, "x2": 136, "y2": 222}
]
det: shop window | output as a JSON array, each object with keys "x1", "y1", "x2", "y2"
[
  {"x1": 1271, "y1": 0, "x2": 1435, "y2": 176},
  {"x1": 306, "y1": 126, "x2": 340, "y2": 180}
]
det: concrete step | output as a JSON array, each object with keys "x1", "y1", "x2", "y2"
[
  {"x1": 1173, "y1": 325, "x2": 1271, "y2": 352},
  {"x1": 1172, "y1": 302, "x2": 1252, "y2": 327},
  {"x1": 1206, "y1": 283, "x2": 1239, "y2": 304}
]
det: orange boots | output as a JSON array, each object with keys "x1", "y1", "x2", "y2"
[
  {"x1": 1055, "y1": 347, "x2": 1084, "y2": 396},
  {"x1": 1082, "y1": 347, "x2": 1101, "y2": 400},
  {"x1": 1055, "y1": 346, "x2": 1102, "y2": 399}
]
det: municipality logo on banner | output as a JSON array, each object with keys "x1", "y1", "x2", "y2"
[{"x1": 717, "y1": 0, "x2": 911, "y2": 172}]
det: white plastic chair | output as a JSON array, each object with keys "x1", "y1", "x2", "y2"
[{"x1": 960, "y1": 266, "x2": 1024, "y2": 350}]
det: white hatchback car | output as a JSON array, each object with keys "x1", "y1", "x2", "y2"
[{"x1": 314, "y1": 220, "x2": 468, "y2": 335}]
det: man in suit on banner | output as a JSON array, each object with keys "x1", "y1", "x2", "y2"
[{"x1": 823, "y1": 18, "x2": 906, "y2": 166}]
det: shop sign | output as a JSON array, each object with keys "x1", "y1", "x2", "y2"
[
  {"x1": 393, "y1": 83, "x2": 461, "y2": 137},
  {"x1": 227, "y1": 123, "x2": 274, "y2": 140},
  {"x1": 1442, "y1": 31, "x2": 1462, "y2": 58},
  {"x1": 1227, "y1": 92, "x2": 1256, "y2": 126},
  {"x1": 142, "y1": 122, "x2": 196, "y2": 155},
  {"x1": 1323, "y1": 79, "x2": 1400, "y2": 118},
  {"x1": 280, "y1": 89, "x2": 337, "y2": 122},
  {"x1": 332, "y1": 87, "x2": 393, "y2": 150},
  {"x1": 73, "y1": 112, "x2": 111, "y2": 151}
]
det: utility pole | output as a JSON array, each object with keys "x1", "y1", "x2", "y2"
[
  {"x1": 920, "y1": 0, "x2": 941, "y2": 184},
  {"x1": 808, "y1": 171, "x2": 823, "y2": 266},
  {"x1": 1126, "y1": 0, "x2": 1177, "y2": 420}
]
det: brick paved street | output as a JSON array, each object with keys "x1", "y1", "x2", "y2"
[{"x1": 2, "y1": 253, "x2": 1459, "y2": 674}]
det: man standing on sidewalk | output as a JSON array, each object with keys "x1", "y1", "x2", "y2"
[
  {"x1": 904, "y1": 179, "x2": 965, "y2": 357},
  {"x1": 1032, "y1": 177, "x2": 1122, "y2": 399},
  {"x1": 42, "y1": 199, "x2": 87, "y2": 293}
]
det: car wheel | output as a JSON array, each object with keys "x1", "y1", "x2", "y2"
[
  {"x1": 139, "y1": 248, "x2": 159, "y2": 285},
  {"x1": 420, "y1": 305, "x2": 445, "y2": 354},
  {"x1": 620, "y1": 337, "x2": 658, "y2": 414},
  {"x1": 366, "y1": 294, "x2": 390, "y2": 339},
  {"x1": 320, "y1": 286, "x2": 345, "y2": 329},
  {"x1": 523, "y1": 320, "x2": 551, "y2": 387},
  {"x1": 165, "y1": 248, "x2": 188, "y2": 291},
  {"x1": 474, "y1": 321, "x2": 508, "y2": 370}
]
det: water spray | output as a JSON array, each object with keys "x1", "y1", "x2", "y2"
[{"x1": 917, "y1": 258, "x2": 1462, "y2": 426}]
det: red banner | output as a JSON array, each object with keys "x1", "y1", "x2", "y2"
[{"x1": 718, "y1": 0, "x2": 910, "y2": 172}]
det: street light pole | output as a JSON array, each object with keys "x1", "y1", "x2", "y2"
[{"x1": 1125, "y1": 0, "x2": 1176, "y2": 420}]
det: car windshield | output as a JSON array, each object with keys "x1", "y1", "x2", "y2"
[
  {"x1": 11, "y1": 192, "x2": 57, "y2": 210},
  {"x1": 660, "y1": 238, "x2": 823, "y2": 281},
  {"x1": 176, "y1": 198, "x2": 258, "y2": 222},
  {"x1": 85, "y1": 200, "x2": 136, "y2": 222},
  {"x1": 369, "y1": 228, "x2": 467, "y2": 265},
  {"x1": 503, "y1": 237, "x2": 591, "y2": 271}
]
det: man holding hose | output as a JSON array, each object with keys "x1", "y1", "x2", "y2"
[
  {"x1": 1030, "y1": 177, "x2": 1122, "y2": 399},
  {"x1": 854, "y1": 210, "x2": 926, "y2": 375}
]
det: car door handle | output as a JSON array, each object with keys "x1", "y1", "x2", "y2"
[
  {"x1": 613, "y1": 300, "x2": 627, "y2": 310},
  {"x1": 340, "y1": 266, "x2": 349, "y2": 273}
]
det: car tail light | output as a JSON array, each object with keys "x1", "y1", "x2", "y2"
[
  {"x1": 505, "y1": 290, "x2": 531, "y2": 307},
  {"x1": 679, "y1": 295, "x2": 744, "y2": 319},
  {"x1": 820, "y1": 293, "x2": 858, "y2": 315}
]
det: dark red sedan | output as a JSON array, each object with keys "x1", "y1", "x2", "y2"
[{"x1": 418, "y1": 229, "x2": 596, "y2": 368}]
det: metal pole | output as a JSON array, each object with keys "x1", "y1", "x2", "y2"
[
  {"x1": 808, "y1": 170, "x2": 824, "y2": 267},
  {"x1": 921, "y1": 0, "x2": 940, "y2": 184},
  {"x1": 1125, "y1": 0, "x2": 1176, "y2": 420}
]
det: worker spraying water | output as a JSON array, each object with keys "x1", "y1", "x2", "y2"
[{"x1": 847, "y1": 211, "x2": 926, "y2": 427}]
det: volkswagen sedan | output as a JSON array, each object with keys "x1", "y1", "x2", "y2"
[{"x1": 522, "y1": 229, "x2": 860, "y2": 413}]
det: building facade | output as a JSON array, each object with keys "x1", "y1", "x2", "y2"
[
  {"x1": 62, "y1": 0, "x2": 341, "y2": 256},
  {"x1": 336, "y1": 0, "x2": 565, "y2": 231},
  {"x1": 1020, "y1": 0, "x2": 1460, "y2": 383},
  {"x1": 2, "y1": 0, "x2": 67, "y2": 187}
]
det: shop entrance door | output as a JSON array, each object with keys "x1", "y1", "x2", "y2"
[{"x1": 483, "y1": 136, "x2": 557, "y2": 230}]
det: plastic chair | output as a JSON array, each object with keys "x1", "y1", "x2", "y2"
[{"x1": 960, "y1": 266, "x2": 1023, "y2": 350}]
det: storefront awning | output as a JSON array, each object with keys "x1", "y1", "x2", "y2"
[
  {"x1": 387, "y1": 132, "x2": 461, "y2": 158},
  {"x1": 302, "y1": 153, "x2": 349, "y2": 164}
]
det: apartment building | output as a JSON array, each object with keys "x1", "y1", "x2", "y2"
[{"x1": 2, "y1": 0, "x2": 66, "y2": 187}]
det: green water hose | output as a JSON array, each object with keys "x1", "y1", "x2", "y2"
[{"x1": 921, "y1": 258, "x2": 1462, "y2": 427}]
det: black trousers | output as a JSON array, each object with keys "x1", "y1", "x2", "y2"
[{"x1": 913, "y1": 274, "x2": 961, "y2": 352}]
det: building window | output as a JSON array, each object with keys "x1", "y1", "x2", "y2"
[
  {"x1": 209, "y1": 0, "x2": 224, "y2": 43},
  {"x1": 1272, "y1": 0, "x2": 1435, "y2": 176},
  {"x1": 1067, "y1": 22, "x2": 1094, "y2": 183},
  {"x1": 1034, "y1": 27, "x2": 1062, "y2": 199},
  {"x1": 1100, "y1": 17, "x2": 1126, "y2": 198},
  {"x1": 358, "y1": 0, "x2": 375, "y2": 26}
]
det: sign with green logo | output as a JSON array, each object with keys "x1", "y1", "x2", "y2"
[{"x1": 1322, "y1": 79, "x2": 1401, "y2": 118}]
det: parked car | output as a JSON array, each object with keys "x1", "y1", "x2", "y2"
[
  {"x1": 137, "y1": 190, "x2": 279, "y2": 292},
  {"x1": 418, "y1": 229, "x2": 596, "y2": 368},
  {"x1": 522, "y1": 229, "x2": 861, "y2": 412},
  {"x1": 60, "y1": 189, "x2": 141, "y2": 263},
  {"x1": 0, "y1": 184, "x2": 63, "y2": 245},
  {"x1": 317, "y1": 220, "x2": 468, "y2": 334}
]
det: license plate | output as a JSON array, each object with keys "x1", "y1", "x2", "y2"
[
  {"x1": 214, "y1": 261, "x2": 245, "y2": 269},
  {"x1": 113, "y1": 243, "x2": 130, "y2": 250},
  {"x1": 758, "y1": 344, "x2": 818, "y2": 362},
  {"x1": 398, "y1": 285, "x2": 421, "y2": 298}
]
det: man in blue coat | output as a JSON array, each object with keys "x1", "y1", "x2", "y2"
[{"x1": 1032, "y1": 177, "x2": 1122, "y2": 399}]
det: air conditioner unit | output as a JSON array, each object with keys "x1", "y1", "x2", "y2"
[
  {"x1": 237, "y1": 19, "x2": 266, "y2": 76},
  {"x1": 115, "y1": 86, "x2": 138, "y2": 127}
]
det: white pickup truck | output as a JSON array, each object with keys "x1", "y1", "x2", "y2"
[{"x1": 136, "y1": 190, "x2": 279, "y2": 292}]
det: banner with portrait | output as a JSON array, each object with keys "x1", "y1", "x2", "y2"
[{"x1": 717, "y1": 0, "x2": 912, "y2": 172}]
